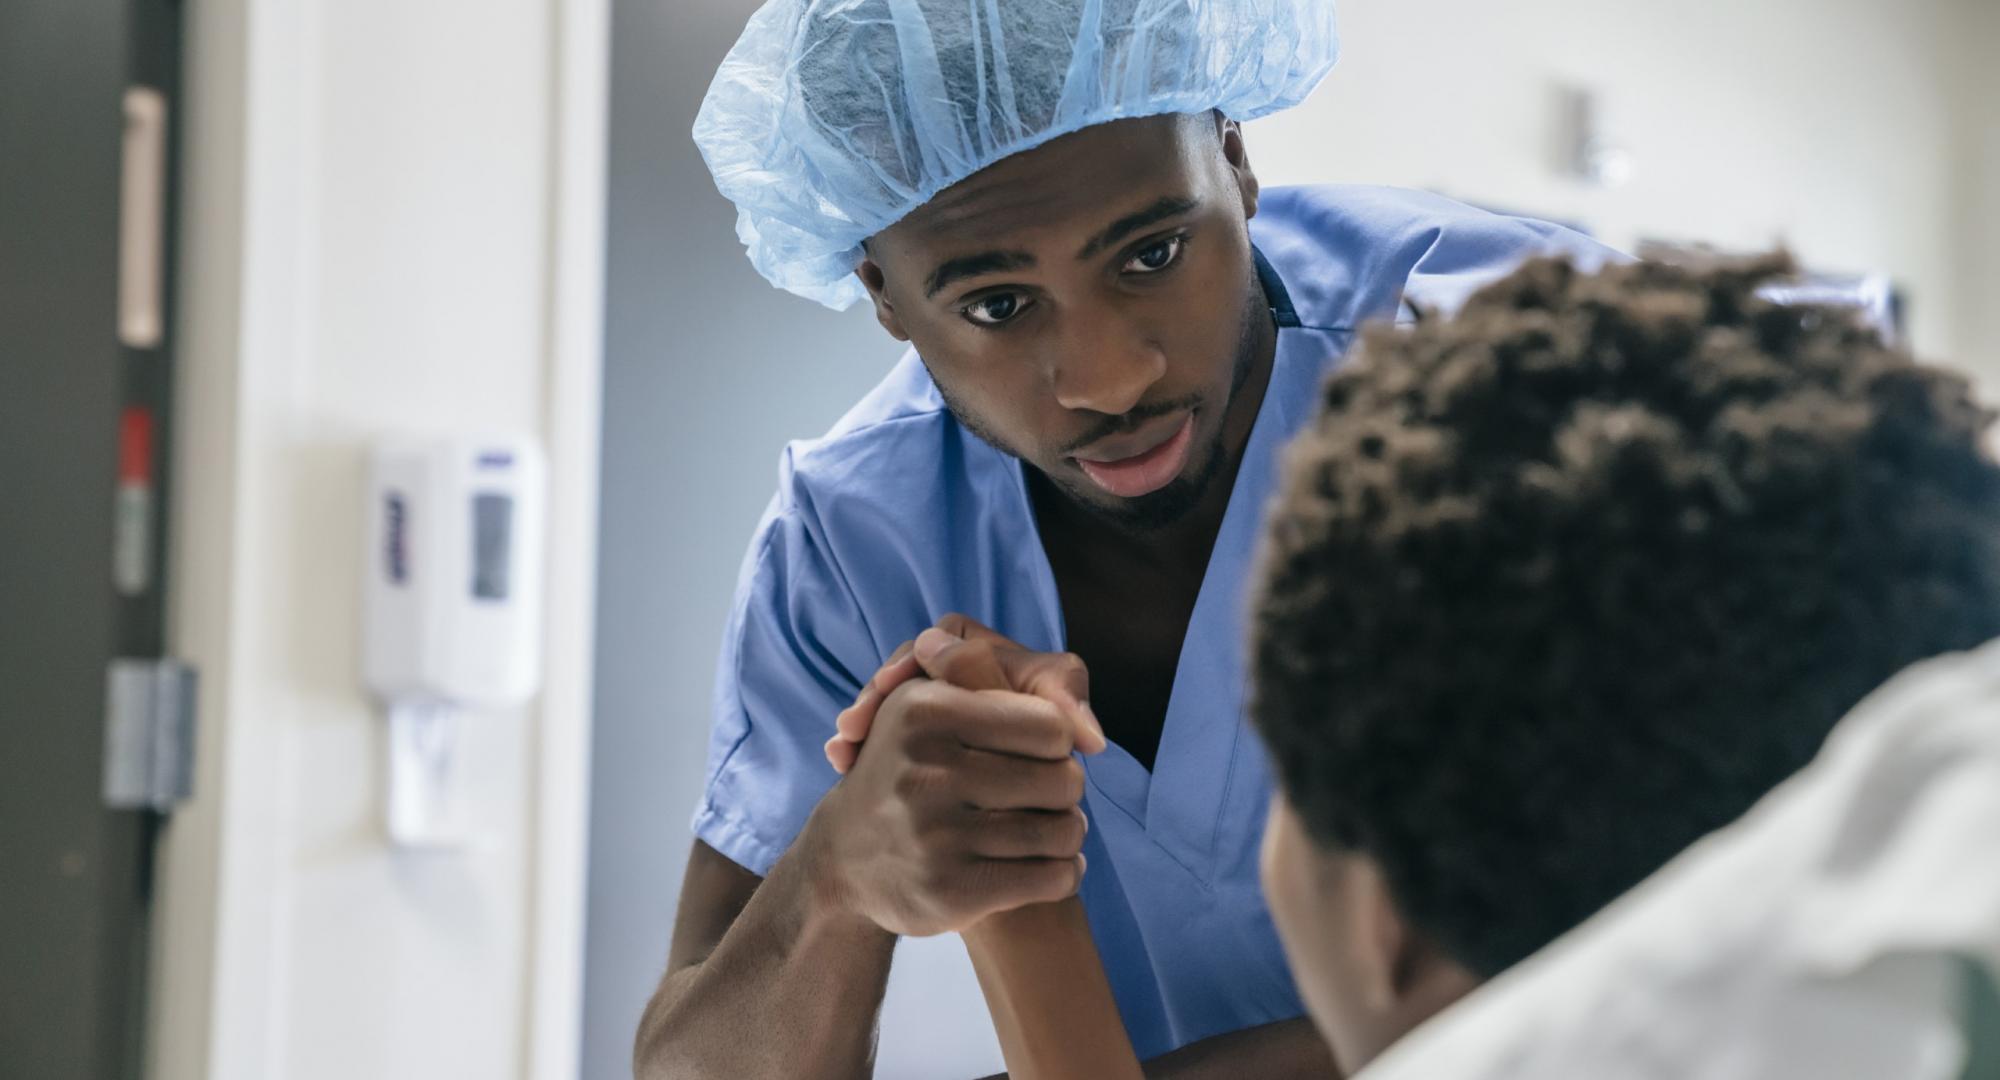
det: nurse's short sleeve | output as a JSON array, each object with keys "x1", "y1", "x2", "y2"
[
  {"x1": 1399, "y1": 199, "x2": 1624, "y2": 317},
  {"x1": 692, "y1": 477, "x2": 879, "y2": 877}
]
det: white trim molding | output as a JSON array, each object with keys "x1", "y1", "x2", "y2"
[{"x1": 526, "y1": 0, "x2": 611, "y2": 1076}]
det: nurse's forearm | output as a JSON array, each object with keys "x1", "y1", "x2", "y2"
[
  {"x1": 961, "y1": 898, "x2": 1145, "y2": 1080},
  {"x1": 634, "y1": 837, "x2": 896, "y2": 1080}
]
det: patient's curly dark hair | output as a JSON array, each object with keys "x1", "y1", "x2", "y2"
[{"x1": 1251, "y1": 254, "x2": 2000, "y2": 977}]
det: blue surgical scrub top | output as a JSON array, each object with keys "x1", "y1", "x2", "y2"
[{"x1": 693, "y1": 185, "x2": 1618, "y2": 1059}]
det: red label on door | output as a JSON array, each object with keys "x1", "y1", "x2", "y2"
[
  {"x1": 115, "y1": 406, "x2": 155, "y2": 596},
  {"x1": 119, "y1": 406, "x2": 154, "y2": 488}
]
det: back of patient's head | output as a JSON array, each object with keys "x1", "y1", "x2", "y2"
[{"x1": 1252, "y1": 255, "x2": 2000, "y2": 979}]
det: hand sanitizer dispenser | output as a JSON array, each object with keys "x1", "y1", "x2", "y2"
[{"x1": 362, "y1": 436, "x2": 545, "y2": 847}]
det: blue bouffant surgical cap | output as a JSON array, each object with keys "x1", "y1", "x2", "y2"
[{"x1": 694, "y1": 0, "x2": 1342, "y2": 309}]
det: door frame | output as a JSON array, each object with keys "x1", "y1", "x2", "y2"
[
  {"x1": 149, "y1": 1, "x2": 608, "y2": 1076},
  {"x1": 528, "y1": 0, "x2": 611, "y2": 1074}
]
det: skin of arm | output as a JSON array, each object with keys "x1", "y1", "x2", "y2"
[
  {"x1": 962, "y1": 907, "x2": 1337, "y2": 1080},
  {"x1": 634, "y1": 836, "x2": 896, "y2": 1080},
  {"x1": 839, "y1": 620, "x2": 1339, "y2": 1080},
  {"x1": 962, "y1": 899, "x2": 1145, "y2": 1080}
]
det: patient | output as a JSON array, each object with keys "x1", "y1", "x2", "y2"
[
  {"x1": 877, "y1": 255, "x2": 2000, "y2": 1079},
  {"x1": 1250, "y1": 254, "x2": 2000, "y2": 1074}
]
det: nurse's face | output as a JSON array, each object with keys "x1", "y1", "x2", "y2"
[
  {"x1": 856, "y1": 113, "x2": 1268, "y2": 529},
  {"x1": 1260, "y1": 794, "x2": 1482, "y2": 1073}
]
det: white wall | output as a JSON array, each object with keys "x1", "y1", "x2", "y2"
[
  {"x1": 154, "y1": 2, "x2": 603, "y2": 1079},
  {"x1": 1252, "y1": 0, "x2": 1971, "y2": 362},
  {"x1": 576, "y1": 2, "x2": 1991, "y2": 1079},
  {"x1": 1950, "y1": 0, "x2": 2000, "y2": 391}
]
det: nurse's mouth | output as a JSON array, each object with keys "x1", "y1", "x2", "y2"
[{"x1": 1073, "y1": 412, "x2": 1196, "y2": 499}]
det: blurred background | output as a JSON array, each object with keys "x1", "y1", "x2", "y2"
[{"x1": 2, "y1": 1, "x2": 1996, "y2": 1079}]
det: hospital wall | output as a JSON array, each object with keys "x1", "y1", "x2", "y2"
[
  {"x1": 1252, "y1": 0, "x2": 1989, "y2": 372},
  {"x1": 1954, "y1": 0, "x2": 2000, "y2": 394},
  {"x1": 586, "y1": 2, "x2": 2000, "y2": 1079}
]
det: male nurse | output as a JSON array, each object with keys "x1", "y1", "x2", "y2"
[{"x1": 637, "y1": 2, "x2": 1616, "y2": 1076}]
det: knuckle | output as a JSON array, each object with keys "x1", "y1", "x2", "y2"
[
  {"x1": 901, "y1": 733, "x2": 949, "y2": 767},
  {"x1": 1060, "y1": 760, "x2": 1087, "y2": 803},
  {"x1": 936, "y1": 867, "x2": 984, "y2": 915},
  {"x1": 1043, "y1": 858, "x2": 1083, "y2": 899},
  {"x1": 1060, "y1": 811, "x2": 1088, "y2": 853},
  {"x1": 969, "y1": 859, "x2": 1013, "y2": 901},
  {"x1": 915, "y1": 862, "x2": 954, "y2": 906},
  {"x1": 920, "y1": 843, "x2": 969, "y2": 887},
  {"x1": 943, "y1": 638, "x2": 996, "y2": 671},
  {"x1": 888, "y1": 681, "x2": 947, "y2": 732},
  {"x1": 891, "y1": 762, "x2": 937, "y2": 802},
  {"x1": 1019, "y1": 861, "x2": 1063, "y2": 902},
  {"x1": 894, "y1": 677, "x2": 937, "y2": 709},
  {"x1": 875, "y1": 682, "x2": 917, "y2": 726},
  {"x1": 910, "y1": 812, "x2": 950, "y2": 853},
  {"x1": 1034, "y1": 712, "x2": 1073, "y2": 752},
  {"x1": 1036, "y1": 814, "x2": 1080, "y2": 854},
  {"x1": 1057, "y1": 655, "x2": 1091, "y2": 697}
]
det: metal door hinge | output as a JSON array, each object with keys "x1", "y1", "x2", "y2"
[{"x1": 103, "y1": 658, "x2": 197, "y2": 811}]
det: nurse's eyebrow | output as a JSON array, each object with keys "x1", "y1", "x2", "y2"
[
  {"x1": 919, "y1": 195, "x2": 1199, "y2": 298},
  {"x1": 925, "y1": 250, "x2": 1037, "y2": 299},
  {"x1": 1076, "y1": 195, "x2": 1201, "y2": 260}
]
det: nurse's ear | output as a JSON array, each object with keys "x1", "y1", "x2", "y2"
[
  {"x1": 855, "y1": 253, "x2": 911, "y2": 343},
  {"x1": 1214, "y1": 114, "x2": 1259, "y2": 222}
]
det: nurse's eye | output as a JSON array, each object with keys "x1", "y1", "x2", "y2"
[
  {"x1": 962, "y1": 292, "x2": 1030, "y2": 327},
  {"x1": 1123, "y1": 235, "x2": 1186, "y2": 275}
]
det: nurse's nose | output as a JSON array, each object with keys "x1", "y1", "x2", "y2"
[{"x1": 1049, "y1": 312, "x2": 1168, "y2": 418}]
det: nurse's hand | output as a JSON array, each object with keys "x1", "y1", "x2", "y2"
[
  {"x1": 801, "y1": 673, "x2": 1097, "y2": 937},
  {"x1": 823, "y1": 640, "x2": 921, "y2": 774},
  {"x1": 824, "y1": 613, "x2": 1105, "y2": 772}
]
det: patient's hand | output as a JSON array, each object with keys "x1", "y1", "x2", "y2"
[{"x1": 826, "y1": 614, "x2": 1105, "y2": 773}]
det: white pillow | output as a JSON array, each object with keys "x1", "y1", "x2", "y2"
[{"x1": 1362, "y1": 639, "x2": 2000, "y2": 1080}]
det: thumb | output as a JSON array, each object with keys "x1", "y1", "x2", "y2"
[{"x1": 911, "y1": 626, "x2": 1010, "y2": 692}]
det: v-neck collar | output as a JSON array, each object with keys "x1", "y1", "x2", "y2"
[{"x1": 1012, "y1": 246, "x2": 1319, "y2": 883}]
